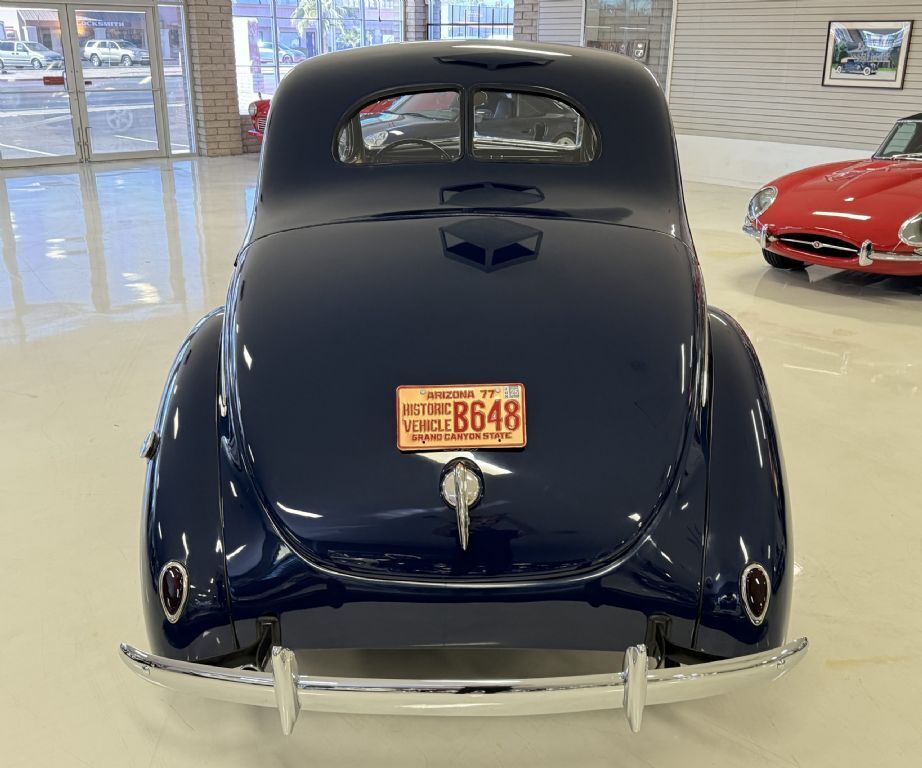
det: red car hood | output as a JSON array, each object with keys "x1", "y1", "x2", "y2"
[{"x1": 763, "y1": 158, "x2": 922, "y2": 250}]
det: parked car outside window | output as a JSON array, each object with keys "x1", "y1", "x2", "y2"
[
  {"x1": 83, "y1": 39, "x2": 150, "y2": 67},
  {"x1": 0, "y1": 40, "x2": 64, "y2": 70}
]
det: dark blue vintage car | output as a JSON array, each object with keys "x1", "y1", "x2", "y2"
[
  {"x1": 120, "y1": 41, "x2": 807, "y2": 735},
  {"x1": 836, "y1": 57, "x2": 878, "y2": 75}
]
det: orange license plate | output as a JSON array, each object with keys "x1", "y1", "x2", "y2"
[{"x1": 396, "y1": 383, "x2": 527, "y2": 451}]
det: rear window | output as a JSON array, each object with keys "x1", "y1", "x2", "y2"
[
  {"x1": 336, "y1": 88, "x2": 597, "y2": 165},
  {"x1": 472, "y1": 90, "x2": 597, "y2": 163},
  {"x1": 337, "y1": 90, "x2": 462, "y2": 165}
]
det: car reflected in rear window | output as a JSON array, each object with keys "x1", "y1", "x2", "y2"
[{"x1": 337, "y1": 90, "x2": 462, "y2": 164}]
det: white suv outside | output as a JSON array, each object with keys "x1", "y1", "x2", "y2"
[{"x1": 83, "y1": 39, "x2": 150, "y2": 67}]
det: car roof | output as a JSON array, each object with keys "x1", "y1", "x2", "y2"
[
  {"x1": 255, "y1": 41, "x2": 688, "y2": 242},
  {"x1": 899, "y1": 113, "x2": 922, "y2": 121}
]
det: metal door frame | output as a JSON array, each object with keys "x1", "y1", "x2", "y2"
[{"x1": 64, "y1": 1, "x2": 165, "y2": 161}]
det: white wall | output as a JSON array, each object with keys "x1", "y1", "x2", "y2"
[
  {"x1": 667, "y1": 1, "x2": 921, "y2": 186},
  {"x1": 537, "y1": 0, "x2": 584, "y2": 46},
  {"x1": 676, "y1": 134, "x2": 869, "y2": 189},
  {"x1": 668, "y1": 1, "x2": 922, "y2": 152}
]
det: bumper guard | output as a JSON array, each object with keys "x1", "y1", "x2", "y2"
[{"x1": 119, "y1": 637, "x2": 808, "y2": 735}]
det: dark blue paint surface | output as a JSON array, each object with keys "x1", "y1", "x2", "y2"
[
  {"x1": 139, "y1": 41, "x2": 793, "y2": 663},
  {"x1": 229, "y1": 218, "x2": 702, "y2": 582},
  {"x1": 142, "y1": 311, "x2": 236, "y2": 660},
  {"x1": 695, "y1": 309, "x2": 792, "y2": 655}
]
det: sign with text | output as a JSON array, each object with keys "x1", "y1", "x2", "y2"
[{"x1": 396, "y1": 383, "x2": 527, "y2": 451}]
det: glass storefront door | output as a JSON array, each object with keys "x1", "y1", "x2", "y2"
[
  {"x1": 0, "y1": 1, "x2": 193, "y2": 166},
  {"x1": 68, "y1": 6, "x2": 163, "y2": 158},
  {"x1": 0, "y1": 5, "x2": 79, "y2": 163}
]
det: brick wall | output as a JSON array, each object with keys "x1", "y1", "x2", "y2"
[
  {"x1": 241, "y1": 115, "x2": 261, "y2": 154},
  {"x1": 406, "y1": 0, "x2": 429, "y2": 41},
  {"x1": 187, "y1": 0, "x2": 243, "y2": 156},
  {"x1": 514, "y1": 1, "x2": 540, "y2": 41}
]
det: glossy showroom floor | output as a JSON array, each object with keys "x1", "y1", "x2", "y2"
[{"x1": 1, "y1": 157, "x2": 920, "y2": 767}]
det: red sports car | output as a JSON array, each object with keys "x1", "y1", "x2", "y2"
[
  {"x1": 247, "y1": 99, "x2": 270, "y2": 140},
  {"x1": 744, "y1": 113, "x2": 922, "y2": 276},
  {"x1": 247, "y1": 96, "x2": 399, "y2": 141}
]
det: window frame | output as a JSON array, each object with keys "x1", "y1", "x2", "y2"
[
  {"x1": 427, "y1": 1, "x2": 514, "y2": 42},
  {"x1": 333, "y1": 84, "x2": 467, "y2": 166},
  {"x1": 467, "y1": 84, "x2": 601, "y2": 166},
  {"x1": 333, "y1": 84, "x2": 601, "y2": 167},
  {"x1": 233, "y1": 0, "x2": 406, "y2": 115}
]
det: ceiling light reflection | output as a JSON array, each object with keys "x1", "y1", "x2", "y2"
[
  {"x1": 416, "y1": 451, "x2": 511, "y2": 476},
  {"x1": 812, "y1": 211, "x2": 871, "y2": 221},
  {"x1": 749, "y1": 409, "x2": 764, "y2": 468},
  {"x1": 277, "y1": 502, "x2": 323, "y2": 519},
  {"x1": 453, "y1": 44, "x2": 571, "y2": 57}
]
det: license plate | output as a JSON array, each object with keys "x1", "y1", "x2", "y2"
[{"x1": 396, "y1": 383, "x2": 527, "y2": 451}]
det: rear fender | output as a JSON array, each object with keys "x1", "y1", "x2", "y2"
[
  {"x1": 696, "y1": 308, "x2": 792, "y2": 656},
  {"x1": 141, "y1": 309, "x2": 237, "y2": 660}
]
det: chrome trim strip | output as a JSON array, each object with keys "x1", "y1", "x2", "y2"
[
  {"x1": 778, "y1": 237, "x2": 857, "y2": 254},
  {"x1": 866, "y1": 250, "x2": 922, "y2": 262},
  {"x1": 119, "y1": 637, "x2": 808, "y2": 734},
  {"x1": 453, "y1": 463, "x2": 471, "y2": 551}
]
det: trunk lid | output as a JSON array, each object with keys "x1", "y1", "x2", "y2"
[{"x1": 229, "y1": 215, "x2": 702, "y2": 581}]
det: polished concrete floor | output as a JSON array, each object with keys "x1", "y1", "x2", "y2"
[{"x1": 1, "y1": 157, "x2": 919, "y2": 766}]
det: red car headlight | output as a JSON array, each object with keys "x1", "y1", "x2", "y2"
[
  {"x1": 248, "y1": 102, "x2": 258, "y2": 118},
  {"x1": 747, "y1": 186, "x2": 777, "y2": 221},
  {"x1": 898, "y1": 212, "x2": 922, "y2": 252}
]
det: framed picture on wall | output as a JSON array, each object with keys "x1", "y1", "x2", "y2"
[{"x1": 822, "y1": 20, "x2": 913, "y2": 88}]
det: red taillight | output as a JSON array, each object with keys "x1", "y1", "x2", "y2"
[
  {"x1": 741, "y1": 563, "x2": 770, "y2": 626},
  {"x1": 159, "y1": 562, "x2": 188, "y2": 623}
]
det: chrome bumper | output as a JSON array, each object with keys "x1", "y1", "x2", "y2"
[
  {"x1": 743, "y1": 221, "x2": 922, "y2": 265},
  {"x1": 119, "y1": 637, "x2": 808, "y2": 735}
]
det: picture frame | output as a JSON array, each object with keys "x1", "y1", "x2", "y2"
[{"x1": 822, "y1": 20, "x2": 913, "y2": 89}]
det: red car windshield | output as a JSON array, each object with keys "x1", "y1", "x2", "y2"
[{"x1": 877, "y1": 120, "x2": 922, "y2": 159}]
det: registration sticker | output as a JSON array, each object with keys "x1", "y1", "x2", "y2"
[{"x1": 396, "y1": 383, "x2": 527, "y2": 451}]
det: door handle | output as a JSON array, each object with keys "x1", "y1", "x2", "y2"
[{"x1": 84, "y1": 126, "x2": 91, "y2": 158}]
